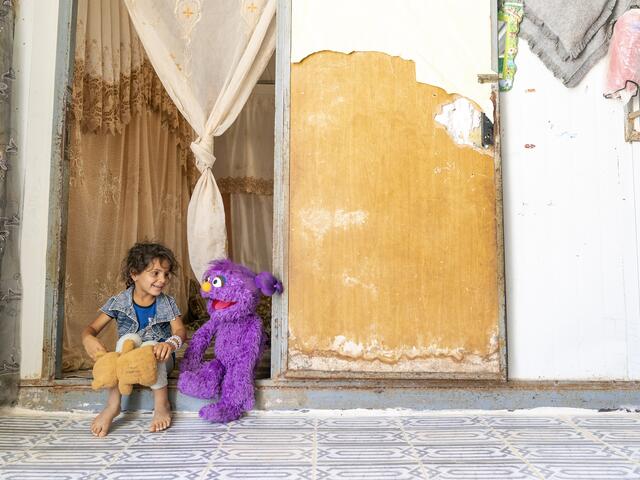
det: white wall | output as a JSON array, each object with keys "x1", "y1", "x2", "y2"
[
  {"x1": 14, "y1": 5, "x2": 640, "y2": 381},
  {"x1": 503, "y1": 43, "x2": 640, "y2": 380},
  {"x1": 15, "y1": 0, "x2": 62, "y2": 379}
]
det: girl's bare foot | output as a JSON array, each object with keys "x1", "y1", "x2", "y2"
[
  {"x1": 150, "y1": 401, "x2": 172, "y2": 432},
  {"x1": 91, "y1": 403, "x2": 120, "y2": 437},
  {"x1": 91, "y1": 388, "x2": 121, "y2": 437}
]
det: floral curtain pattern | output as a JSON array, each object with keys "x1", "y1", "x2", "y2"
[
  {"x1": 63, "y1": 109, "x2": 196, "y2": 372},
  {"x1": 0, "y1": 0, "x2": 19, "y2": 405},
  {"x1": 62, "y1": 0, "x2": 198, "y2": 372},
  {"x1": 70, "y1": 0, "x2": 194, "y2": 143}
]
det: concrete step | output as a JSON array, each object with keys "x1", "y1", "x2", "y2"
[{"x1": 16, "y1": 379, "x2": 640, "y2": 413}]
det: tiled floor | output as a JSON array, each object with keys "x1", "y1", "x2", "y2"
[{"x1": 2, "y1": 409, "x2": 640, "y2": 479}]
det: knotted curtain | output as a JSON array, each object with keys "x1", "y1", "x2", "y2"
[{"x1": 124, "y1": 0, "x2": 276, "y2": 280}]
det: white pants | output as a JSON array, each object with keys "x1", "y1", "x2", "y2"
[{"x1": 115, "y1": 333, "x2": 173, "y2": 390}]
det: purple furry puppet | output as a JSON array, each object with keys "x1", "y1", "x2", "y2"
[{"x1": 177, "y1": 259, "x2": 283, "y2": 423}]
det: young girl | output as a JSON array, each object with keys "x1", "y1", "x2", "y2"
[{"x1": 82, "y1": 242, "x2": 187, "y2": 437}]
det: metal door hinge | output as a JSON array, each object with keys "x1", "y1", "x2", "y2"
[{"x1": 478, "y1": 73, "x2": 500, "y2": 84}]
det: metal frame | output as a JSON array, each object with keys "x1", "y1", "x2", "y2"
[
  {"x1": 493, "y1": 85, "x2": 508, "y2": 381},
  {"x1": 271, "y1": 0, "x2": 291, "y2": 379},
  {"x1": 624, "y1": 93, "x2": 640, "y2": 142},
  {"x1": 271, "y1": 0, "x2": 507, "y2": 381},
  {"x1": 41, "y1": 0, "x2": 506, "y2": 383},
  {"x1": 42, "y1": 0, "x2": 77, "y2": 380}
]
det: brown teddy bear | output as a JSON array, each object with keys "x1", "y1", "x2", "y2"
[{"x1": 91, "y1": 336, "x2": 158, "y2": 395}]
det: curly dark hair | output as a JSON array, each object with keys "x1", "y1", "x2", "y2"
[{"x1": 121, "y1": 242, "x2": 179, "y2": 288}]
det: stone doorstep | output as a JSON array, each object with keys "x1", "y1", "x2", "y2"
[{"x1": 15, "y1": 378, "x2": 640, "y2": 413}]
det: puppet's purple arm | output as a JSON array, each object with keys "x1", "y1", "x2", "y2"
[{"x1": 180, "y1": 318, "x2": 217, "y2": 373}]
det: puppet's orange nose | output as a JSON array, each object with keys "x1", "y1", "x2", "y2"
[{"x1": 201, "y1": 281, "x2": 212, "y2": 292}]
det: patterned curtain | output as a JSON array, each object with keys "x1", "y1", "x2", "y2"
[
  {"x1": 124, "y1": 0, "x2": 276, "y2": 281},
  {"x1": 62, "y1": 0, "x2": 201, "y2": 372},
  {"x1": 0, "y1": 1, "x2": 19, "y2": 405},
  {"x1": 62, "y1": 0, "x2": 275, "y2": 371},
  {"x1": 214, "y1": 78, "x2": 275, "y2": 275}
]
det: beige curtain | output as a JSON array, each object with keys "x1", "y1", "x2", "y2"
[
  {"x1": 215, "y1": 82, "x2": 274, "y2": 273},
  {"x1": 62, "y1": 0, "x2": 197, "y2": 372},
  {"x1": 124, "y1": 0, "x2": 276, "y2": 280}
]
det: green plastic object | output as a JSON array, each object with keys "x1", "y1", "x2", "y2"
[{"x1": 498, "y1": 0, "x2": 524, "y2": 91}]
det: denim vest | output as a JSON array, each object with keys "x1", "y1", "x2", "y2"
[{"x1": 100, "y1": 286, "x2": 181, "y2": 342}]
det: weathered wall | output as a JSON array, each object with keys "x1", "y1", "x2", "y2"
[
  {"x1": 16, "y1": 1, "x2": 640, "y2": 382},
  {"x1": 291, "y1": 0, "x2": 494, "y2": 116},
  {"x1": 288, "y1": 51, "x2": 500, "y2": 375},
  {"x1": 503, "y1": 43, "x2": 640, "y2": 380},
  {"x1": 15, "y1": 0, "x2": 64, "y2": 379}
]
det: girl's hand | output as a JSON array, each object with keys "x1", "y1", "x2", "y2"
[
  {"x1": 153, "y1": 342, "x2": 175, "y2": 362},
  {"x1": 83, "y1": 335, "x2": 107, "y2": 361}
]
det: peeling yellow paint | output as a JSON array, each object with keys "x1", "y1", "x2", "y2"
[
  {"x1": 289, "y1": 51, "x2": 500, "y2": 375},
  {"x1": 288, "y1": 349, "x2": 500, "y2": 373},
  {"x1": 299, "y1": 207, "x2": 369, "y2": 242},
  {"x1": 291, "y1": 0, "x2": 495, "y2": 116},
  {"x1": 291, "y1": 328, "x2": 500, "y2": 367},
  {"x1": 434, "y1": 97, "x2": 491, "y2": 154},
  {"x1": 341, "y1": 271, "x2": 379, "y2": 296}
]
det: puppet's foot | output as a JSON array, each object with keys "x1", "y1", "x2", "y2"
[
  {"x1": 178, "y1": 371, "x2": 220, "y2": 399},
  {"x1": 177, "y1": 362, "x2": 222, "y2": 399},
  {"x1": 199, "y1": 402, "x2": 244, "y2": 423}
]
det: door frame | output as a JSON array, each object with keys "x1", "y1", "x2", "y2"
[
  {"x1": 271, "y1": 0, "x2": 507, "y2": 381},
  {"x1": 271, "y1": 0, "x2": 291, "y2": 379},
  {"x1": 42, "y1": 0, "x2": 77, "y2": 381}
]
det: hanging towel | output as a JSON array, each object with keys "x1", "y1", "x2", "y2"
[
  {"x1": 520, "y1": 0, "x2": 635, "y2": 87},
  {"x1": 525, "y1": 0, "x2": 617, "y2": 60},
  {"x1": 604, "y1": 8, "x2": 640, "y2": 102}
]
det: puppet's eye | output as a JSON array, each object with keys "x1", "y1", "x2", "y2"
[{"x1": 212, "y1": 275, "x2": 225, "y2": 288}]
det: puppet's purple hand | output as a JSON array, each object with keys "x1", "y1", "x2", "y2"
[{"x1": 255, "y1": 272, "x2": 283, "y2": 296}]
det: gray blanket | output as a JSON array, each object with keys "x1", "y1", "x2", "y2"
[{"x1": 520, "y1": 0, "x2": 635, "y2": 87}]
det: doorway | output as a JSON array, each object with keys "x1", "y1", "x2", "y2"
[{"x1": 59, "y1": 0, "x2": 276, "y2": 381}]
